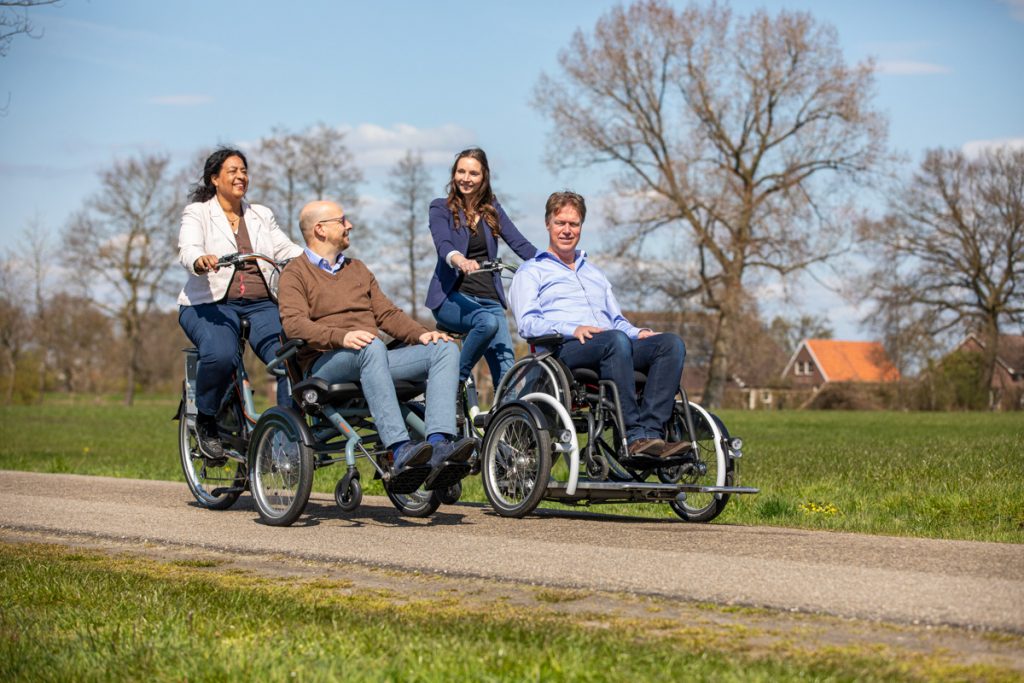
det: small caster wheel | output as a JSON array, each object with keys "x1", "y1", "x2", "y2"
[
  {"x1": 335, "y1": 475, "x2": 362, "y2": 512},
  {"x1": 436, "y1": 481, "x2": 462, "y2": 506}
]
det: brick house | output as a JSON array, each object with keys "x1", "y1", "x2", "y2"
[
  {"x1": 781, "y1": 339, "x2": 900, "y2": 390},
  {"x1": 952, "y1": 333, "x2": 1024, "y2": 409}
]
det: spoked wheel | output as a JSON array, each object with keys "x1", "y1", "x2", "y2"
[
  {"x1": 249, "y1": 408, "x2": 314, "y2": 527},
  {"x1": 481, "y1": 404, "x2": 551, "y2": 518},
  {"x1": 178, "y1": 398, "x2": 246, "y2": 510},
  {"x1": 667, "y1": 403, "x2": 734, "y2": 523},
  {"x1": 384, "y1": 487, "x2": 442, "y2": 518}
]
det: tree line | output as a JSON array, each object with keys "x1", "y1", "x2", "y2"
[{"x1": 1, "y1": 0, "x2": 1021, "y2": 409}]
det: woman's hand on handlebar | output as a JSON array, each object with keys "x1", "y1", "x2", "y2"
[
  {"x1": 452, "y1": 253, "x2": 480, "y2": 274},
  {"x1": 193, "y1": 254, "x2": 220, "y2": 274}
]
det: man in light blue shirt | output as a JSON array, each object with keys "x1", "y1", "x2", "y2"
[{"x1": 509, "y1": 191, "x2": 689, "y2": 458}]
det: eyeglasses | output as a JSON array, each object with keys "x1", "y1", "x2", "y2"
[
  {"x1": 551, "y1": 219, "x2": 581, "y2": 229},
  {"x1": 319, "y1": 215, "x2": 351, "y2": 228}
]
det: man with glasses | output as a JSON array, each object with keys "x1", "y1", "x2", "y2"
[
  {"x1": 278, "y1": 200, "x2": 475, "y2": 490},
  {"x1": 509, "y1": 191, "x2": 690, "y2": 458}
]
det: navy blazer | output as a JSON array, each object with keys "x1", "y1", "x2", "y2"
[{"x1": 425, "y1": 197, "x2": 537, "y2": 310}]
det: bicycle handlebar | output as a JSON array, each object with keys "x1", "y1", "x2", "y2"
[
  {"x1": 214, "y1": 252, "x2": 289, "y2": 271},
  {"x1": 466, "y1": 258, "x2": 518, "y2": 275}
]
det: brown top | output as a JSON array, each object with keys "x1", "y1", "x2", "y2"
[
  {"x1": 278, "y1": 255, "x2": 429, "y2": 373},
  {"x1": 225, "y1": 216, "x2": 270, "y2": 300}
]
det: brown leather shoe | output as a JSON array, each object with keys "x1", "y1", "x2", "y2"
[
  {"x1": 658, "y1": 440, "x2": 693, "y2": 458},
  {"x1": 627, "y1": 438, "x2": 666, "y2": 456}
]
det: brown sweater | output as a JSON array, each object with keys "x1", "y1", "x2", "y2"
[{"x1": 278, "y1": 255, "x2": 428, "y2": 373}]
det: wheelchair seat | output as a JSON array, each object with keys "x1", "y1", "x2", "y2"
[{"x1": 568, "y1": 366, "x2": 648, "y2": 389}]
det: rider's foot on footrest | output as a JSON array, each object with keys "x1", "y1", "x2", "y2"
[
  {"x1": 658, "y1": 440, "x2": 693, "y2": 458},
  {"x1": 386, "y1": 441, "x2": 433, "y2": 494},
  {"x1": 423, "y1": 461, "x2": 472, "y2": 491},
  {"x1": 196, "y1": 415, "x2": 226, "y2": 464},
  {"x1": 428, "y1": 437, "x2": 477, "y2": 468}
]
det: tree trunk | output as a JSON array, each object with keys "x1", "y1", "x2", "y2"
[
  {"x1": 4, "y1": 356, "x2": 15, "y2": 405},
  {"x1": 979, "y1": 320, "x2": 1000, "y2": 410}
]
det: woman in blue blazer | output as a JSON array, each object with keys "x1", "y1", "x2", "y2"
[{"x1": 426, "y1": 148, "x2": 537, "y2": 387}]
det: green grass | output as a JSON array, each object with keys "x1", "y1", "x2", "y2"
[
  {"x1": 1, "y1": 396, "x2": 1022, "y2": 542},
  {"x1": 2, "y1": 541, "x2": 1014, "y2": 682}
]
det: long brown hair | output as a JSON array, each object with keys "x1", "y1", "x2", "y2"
[{"x1": 445, "y1": 148, "x2": 500, "y2": 237}]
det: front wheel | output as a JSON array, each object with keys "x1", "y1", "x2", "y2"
[
  {"x1": 667, "y1": 403, "x2": 734, "y2": 523},
  {"x1": 481, "y1": 404, "x2": 552, "y2": 518},
  {"x1": 384, "y1": 487, "x2": 442, "y2": 518},
  {"x1": 249, "y1": 408, "x2": 314, "y2": 527},
  {"x1": 178, "y1": 394, "x2": 245, "y2": 510}
]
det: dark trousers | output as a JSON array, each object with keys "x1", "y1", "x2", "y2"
[
  {"x1": 555, "y1": 330, "x2": 686, "y2": 443},
  {"x1": 178, "y1": 298, "x2": 288, "y2": 415}
]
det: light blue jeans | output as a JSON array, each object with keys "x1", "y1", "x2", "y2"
[
  {"x1": 433, "y1": 292, "x2": 515, "y2": 383},
  {"x1": 309, "y1": 338, "x2": 459, "y2": 448}
]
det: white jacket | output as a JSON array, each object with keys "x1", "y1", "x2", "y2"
[{"x1": 177, "y1": 197, "x2": 304, "y2": 306}]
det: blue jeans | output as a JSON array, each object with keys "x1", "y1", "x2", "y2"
[
  {"x1": 179, "y1": 298, "x2": 289, "y2": 415},
  {"x1": 433, "y1": 292, "x2": 515, "y2": 383},
  {"x1": 309, "y1": 338, "x2": 460, "y2": 448},
  {"x1": 555, "y1": 330, "x2": 686, "y2": 443}
]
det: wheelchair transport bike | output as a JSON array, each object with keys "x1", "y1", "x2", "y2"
[
  {"x1": 474, "y1": 334, "x2": 759, "y2": 521},
  {"x1": 176, "y1": 252, "x2": 465, "y2": 527}
]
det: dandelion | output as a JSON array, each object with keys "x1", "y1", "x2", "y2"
[
  {"x1": 799, "y1": 501, "x2": 839, "y2": 516},
  {"x1": 82, "y1": 447, "x2": 91, "y2": 454}
]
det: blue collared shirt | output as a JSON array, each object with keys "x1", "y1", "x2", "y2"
[
  {"x1": 303, "y1": 247, "x2": 345, "y2": 274},
  {"x1": 509, "y1": 250, "x2": 643, "y2": 340}
]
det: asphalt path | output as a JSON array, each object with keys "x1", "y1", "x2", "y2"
[{"x1": 1, "y1": 470, "x2": 1021, "y2": 633}]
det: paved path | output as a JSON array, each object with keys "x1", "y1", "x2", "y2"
[{"x1": 1, "y1": 470, "x2": 1021, "y2": 632}]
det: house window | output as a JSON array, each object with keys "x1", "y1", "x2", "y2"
[
  {"x1": 760, "y1": 390, "x2": 772, "y2": 403},
  {"x1": 794, "y1": 361, "x2": 813, "y2": 376}
]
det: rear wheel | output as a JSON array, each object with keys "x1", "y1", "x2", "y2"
[
  {"x1": 667, "y1": 403, "x2": 734, "y2": 523},
  {"x1": 481, "y1": 404, "x2": 551, "y2": 518},
  {"x1": 249, "y1": 409, "x2": 314, "y2": 527},
  {"x1": 178, "y1": 392, "x2": 245, "y2": 510}
]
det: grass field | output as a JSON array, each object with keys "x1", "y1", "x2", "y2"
[
  {"x1": 2, "y1": 541, "x2": 1018, "y2": 683},
  {"x1": 1, "y1": 395, "x2": 1022, "y2": 542}
]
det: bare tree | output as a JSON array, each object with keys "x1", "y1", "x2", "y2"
[
  {"x1": 250, "y1": 123, "x2": 363, "y2": 239},
  {"x1": 768, "y1": 314, "x2": 833, "y2": 356},
  {"x1": 64, "y1": 153, "x2": 179, "y2": 406},
  {"x1": 862, "y1": 147, "x2": 1024, "y2": 403},
  {"x1": 373, "y1": 150, "x2": 435, "y2": 321},
  {"x1": 1, "y1": 0, "x2": 62, "y2": 114},
  {"x1": 21, "y1": 222, "x2": 51, "y2": 402},
  {"x1": 0, "y1": 252, "x2": 29, "y2": 403},
  {"x1": 0, "y1": 0, "x2": 59, "y2": 57},
  {"x1": 533, "y1": 0, "x2": 887, "y2": 406}
]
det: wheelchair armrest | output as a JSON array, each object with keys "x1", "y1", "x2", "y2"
[
  {"x1": 275, "y1": 338, "x2": 307, "y2": 357},
  {"x1": 525, "y1": 334, "x2": 566, "y2": 348}
]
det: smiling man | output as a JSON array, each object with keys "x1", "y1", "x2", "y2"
[
  {"x1": 509, "y1": 191, "x2": 690, "y2": 458},
  {"x1": 278, "y1": 200, "x2": 475, "y2": 492}
]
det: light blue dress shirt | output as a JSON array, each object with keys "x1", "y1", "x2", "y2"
[
  {"x1": 303, "y1": 247, "x2": 345, "y2": 274},
  {"x1": 509, "y1": 250, "x2": 643, "y2": 340}
]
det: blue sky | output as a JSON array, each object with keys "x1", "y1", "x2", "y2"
[{"x1": 2, "y1": 0, "x2": 1022, "y2": 338}]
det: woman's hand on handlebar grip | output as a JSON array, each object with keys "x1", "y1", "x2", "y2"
[
  {"x1": 452, "y1": 254, "x2": 480, "y2": 274},
  {"x1": 193, "y1": 254, "x2": 220, "y2": 274}
]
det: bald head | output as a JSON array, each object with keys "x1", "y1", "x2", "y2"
[{"x1": 299, "y1": 200, "x2": 344, "y2": 245}]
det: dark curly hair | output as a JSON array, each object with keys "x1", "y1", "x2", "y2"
[
  {"x1": 188, "y1": 148, "x2": 248, "y2": 203},
  {"x1": 445, "y1": 148, "x2": 500, "y2": 237}
]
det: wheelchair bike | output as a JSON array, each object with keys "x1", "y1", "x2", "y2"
[
  {"x1": 176, "y1": 252, "x2": 466, "y2": 527},
  {"x1": 476, "y1": 334, "x2": 759, "y2": 521}
]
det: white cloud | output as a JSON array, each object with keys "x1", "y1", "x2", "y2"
[
  {"x1": 147, "y1": 95, "x2": 213, "y2": 106},
  {"x1": 875, "y1": 60, "x2": 950, "y2": 76},
  {"x1": 342, "y1": 123, "x2": 477, "y2": 168},
  {"x1": 962, "y1": 137, "x2": 1024, "y2": 157},
  {"x1": 1000, "y1": 0, "x2": 1024, "y2": 22}
]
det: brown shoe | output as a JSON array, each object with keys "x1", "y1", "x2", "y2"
[
  {"x1": 627, "y1": 438, "x2": 666, "y2": 456},
  {"x1": 658, "y1": 440, "x2": 693, "y2": 458}
]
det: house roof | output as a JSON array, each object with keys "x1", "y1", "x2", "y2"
[
  {"x1": 956, "y1": 333, "x2": 1024, "y2": 374},
  {"x1": 784, "y1": 339, "x2": 900, "y2": 383}
]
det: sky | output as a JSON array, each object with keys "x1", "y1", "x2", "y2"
[{"x1": 1, "y1": 0, "x2": 1022, "y2": 340}]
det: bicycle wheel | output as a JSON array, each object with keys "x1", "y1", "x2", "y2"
[
  {"x1": 249, "y1": 409, "x2": 314, "y2": 527},
  {"x1": 667, "y1": 403, "x2": 734, "y2": 523},
  {"x1": 178, "y1": 392, "x2": 245, "y2": 510},
  {"x1": 384, "y1": 487, "x2": 442, "y2": 518},
  {"x1": 481, "y1": 404, "x2": 551, "y2": 518}
]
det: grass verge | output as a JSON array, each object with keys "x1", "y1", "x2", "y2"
[{"x1": 2, "y1": 540, "x2": 1020, "y2": 682}]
